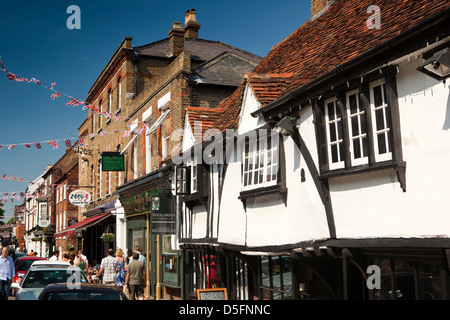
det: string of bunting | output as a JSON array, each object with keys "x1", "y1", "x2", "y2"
[
  {"x1": 0, "y1": 119, "x2": 151, "y2": 151},
  {"x1": 0, "y1": 57, "x2": 176, "y2": 158},
  {"x1": 0, "y1": 184, "x2": 96, "y2": 203}
]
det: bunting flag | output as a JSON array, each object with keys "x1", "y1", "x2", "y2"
[
  {"x1": 48, "y1": 140, "x2": 58, "y2": 150},
  {"x1": 0, "y1": 174, "x2": 25, "y2": 182},
  {"x1": 78, "y1": 137, "x2": 84, "y2": 147},
  {"x1": 65, "y1": 139, "x2": 71, "y2": 148},
  {"x1": 35, "y1": 142, "x2": 42, "y2": 149},
  {"x1": 51, "y1": 92, "x2": 61, "y2": 100},
  {"x1": 8, "y1": 145, "x2": 15, "y2": 150},
  {"x1": 24, "y1": 143, "x2": 31, "y2": 148}
]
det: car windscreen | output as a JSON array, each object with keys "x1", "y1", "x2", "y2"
[
  {"x1": 22, "y1": 269, "x2": 88, "y2": 289},
  {"x1": 43, "y1": 290, "x2": 123, "y2": 300}
]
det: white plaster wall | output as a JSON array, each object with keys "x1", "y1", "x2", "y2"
[
  {"x1": 191, "y1": 205, "x2": 208, "y2": 239},
  {"x1": 330, "y1": 57, "x2": 450, "y2": 239},
  {"x1": 218, "y1": 135, "x2": 331, "y2": 247},
  {"x1": 237, "y1": 84, "x2": 266, "y2": 135}
]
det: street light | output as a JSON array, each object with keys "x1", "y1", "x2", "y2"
[
  {"x1": 275, "y1": 116, "x2": 295, "y2": 136},
  {"x1": 417, "y1": 47, "x2": 450, "y2": 82}
]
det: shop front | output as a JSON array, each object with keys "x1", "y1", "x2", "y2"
[{"x1": 115, "y1": 168, "x2": 180, "y2": 299}]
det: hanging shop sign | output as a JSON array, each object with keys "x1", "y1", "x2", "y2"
[
  {"x1": 38, "y1": 220, "x2": 50, "y2": 228},
  {"x1": 69, "y1": 190, "x2": 92, "y2": 206},
  {"x1": 150, "y1": 194, "x2": 175, "y2": 235},
  {"x1": 122, "y1": 190, "x2": 159, "y2": 217},
  {"x1": 101, "y1": 152, "x2": 125, "y2": 172}
]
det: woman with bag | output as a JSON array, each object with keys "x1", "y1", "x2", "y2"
[{"x1": 115, "y1": 249, "x2": 126, "y2": 291}]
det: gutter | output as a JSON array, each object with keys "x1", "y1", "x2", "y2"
[{"x1": 251, "y1": 6, "x2": 450, "y2": 118}]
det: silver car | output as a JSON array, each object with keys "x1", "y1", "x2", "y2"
[{"x1": 12, "y1": 262, "x2": 89, "y2": 300}]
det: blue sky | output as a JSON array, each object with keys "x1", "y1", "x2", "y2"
[{"x1": 0, "y1": 0, "x2": 311, "y2": 221}]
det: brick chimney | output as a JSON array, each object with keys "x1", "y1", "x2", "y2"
[
  {"x1": 183, "y1": 9, "x2": 201, "y2": 39},
  {"x1": 311, "y1": 0, "x2": 332, "y2": 18},
  {"x1": 169, "y1": 21, "x2": 185, "y2": 57}
]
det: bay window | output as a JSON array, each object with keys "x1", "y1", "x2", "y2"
[{"x1": 316, "y1": 70, "x2": 400, "y2": 175}]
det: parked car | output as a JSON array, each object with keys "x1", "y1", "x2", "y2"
[
  {"x1": 12, "y1": 256, "x2": 47, "y2": 295},
  {"x1": 13, "y1": 252, "x2": 29, "y2": 263},
  {"x1": 38, "y1": 283, "x2": 129, "y2": 300},
  {"x1": 12, "y1": 263, "x2": 89, "y2": 300}
]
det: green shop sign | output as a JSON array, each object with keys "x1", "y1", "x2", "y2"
[
  {"x1": 121, "y1": 185, "x2": 171, "y2": 218},
  {"x1": 102, "y1": 152, "x2": 125, "y2": 172}
]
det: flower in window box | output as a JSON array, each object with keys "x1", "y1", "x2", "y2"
[{"x1": 100, "y1": 233, "x2": 115, "y2": 242}]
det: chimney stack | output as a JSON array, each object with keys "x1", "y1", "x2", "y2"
[
  {"x1": 311, "y1": 0, "x2": 332, "y2": 18},
  {"x1": 183, "y1": 9, "x2": 201, "y2": 39},
  {"x1": 169, "y1": 21, "x2": 185, "y2": 57}
]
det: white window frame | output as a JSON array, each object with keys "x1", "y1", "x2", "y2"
[
  {"x1": 143, "y1": 107, "x2": 153, "y2": 174},
  {"x1": 162, "y1": 134, "x2": 170, "y2": 160},
  {"x1": 346, "y1": 90, "x2": 368, "y2": 166},
  {"x1": 369, "y1": 79, "x2": 392, "y2": 162},
  {"x1": 133, "y1": 141, "x2": 138, "y2": 179},
  {"x1": 107, "y1": 90, "x2": 112, "y2": 124},
  {"x1": 325, "y1": 97, "x2": 345, "y2": 170},
  {"x1": 108, "y1": 171, "x2": 112, "y2": 195},
  {"x1": 242, "y1": 131, "x2": 279, "y2": 191},
  {"x1": 98, "y1": 101, "x2": 103, "y2": 132},
  {"x1": 191, "y1": 162, "x2": 198, "y2": 193},
  {"x1": 117, "y1": 79, "x2": 122, "y2": 113}
]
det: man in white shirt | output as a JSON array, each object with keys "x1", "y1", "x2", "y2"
[
  {"x1": 0, "y1": 246, "x2": 15, "y2": 300},
  {"x1": 49, "y1": 250, "x2": 59, "y2": 261}
]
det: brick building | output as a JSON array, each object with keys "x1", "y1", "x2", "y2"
[{"x1": 51, "y1": 148, "x2": 79, "y2": 255}]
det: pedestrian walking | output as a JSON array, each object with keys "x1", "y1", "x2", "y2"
[
  {"x1": 0, "y1": 246, "x2": 15, "y2": 300},
  {"x1": 49, "y1": 250, "x2": 59, "y2": 261},
  {"x1": 98, "y1": 248, "x2": 119, "y2": 285},
  {"x1": 75, "y1": 252, "x2": 86, "y2": 271},
  {"x1": 125, "y1": 252, "x2": 146, "y2": 300},
  {"x1": 129, "y1": 245, "x2": 146, "y2": 267},
  {"x1": 115, "y1": 249, "x2": 125, "y2": 291},
  {"x1": 74, "y1": 250, "x2": 89, "y2": 273}
]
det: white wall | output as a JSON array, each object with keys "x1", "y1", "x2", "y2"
[
  {"x1": 330, "y1": 57, "x2": 450, "y2": 239},
  {"x1": 215, "y1": 85, "x2": 331, "y2": 248}
]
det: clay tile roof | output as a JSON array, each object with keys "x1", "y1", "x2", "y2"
[
  {"x1": 246, "y1": 73, "x2": 294, "y2": 106},
  {"x1": 186, "y1": 106, "x2": 226, "y2": 140},
  {"x1": 253, "y1": 0, "x2": 450, "y2": 99},
  {"x1": 213, "y1": 0, "x2": 450, "y2": 132},
  {"x1": 213, "y1": 84, "x2": 246, "y2": 132}
]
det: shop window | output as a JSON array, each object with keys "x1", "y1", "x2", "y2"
[
  {"x1": 162, "y1": 235, "x2": 179, "y2": 286},
  {"x1": 260, "y1": 256, "x2": 293, "y2": 300},
  {"x1": 371, "y1": 259, "x2": 444, "y2": 300}
]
